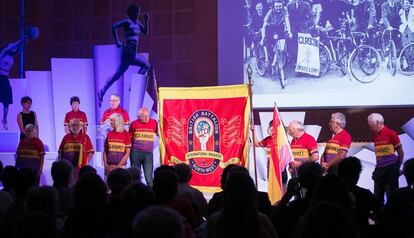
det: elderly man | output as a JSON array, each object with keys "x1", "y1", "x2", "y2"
[
  {"x1": 128, "y1": 107, "x2": 158, "y2": 187},
  {"x1": 288, "y1": 120, "x2": 318, "y2": 176},
  {"x1": 100, "y1": 94, "x2": 130, "y2": 125},
  {"x1": 368, "y1": 113, "x2": 404, "y2": 205},
  {"x1": 59, "y1": 118, "x2": 94, "y2": 170},
  {"x1": 321, "y1": 112, "x2": 352, "y2": 174}
]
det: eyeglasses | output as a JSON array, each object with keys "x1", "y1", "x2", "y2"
[{"x1": 110, "y1": 99, "x2": 120, "y2": 102}]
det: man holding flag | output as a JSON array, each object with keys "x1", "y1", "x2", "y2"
[{"x1": 252, "y1": 104, "x2": 293, "y2": 204}]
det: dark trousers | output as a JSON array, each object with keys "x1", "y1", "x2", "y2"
[
  {"x1": 130, "y1": 150, "x2": 154, "y2": 187},
  {"x1": 372, "y1": 162, "x2": 400, "y2": 205}
]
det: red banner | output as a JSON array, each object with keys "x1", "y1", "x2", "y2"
[{"x1": 159, "y1": 85, "x2": 250, "y2": 192}]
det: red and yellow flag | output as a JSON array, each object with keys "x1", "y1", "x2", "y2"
[
  {"x1": 268, "y1": 104, "x2": 294, "y2": 204},
  {"x1": 158, "y1": 85, "x2": 251, "y2": 192}
]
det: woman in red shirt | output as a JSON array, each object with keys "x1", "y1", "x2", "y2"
[{"x1": 103, "y1": 113, "x2": 131, "y2": 176}]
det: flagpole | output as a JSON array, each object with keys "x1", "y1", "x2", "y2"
[
  {"x1": 151, "y1": 67, "x2": 163, "y2": 166},
  {"x1": 151, "y1": 67, "x2": 159, "y2": 113},
  {"x1": 247, "y1": 64, "x2": 259, "y2": 189}
]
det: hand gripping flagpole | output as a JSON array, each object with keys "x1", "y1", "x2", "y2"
[{"x1": 247, "y1": 64, "x2": 259, "y2": 189}]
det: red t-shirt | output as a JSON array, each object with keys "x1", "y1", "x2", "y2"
[
  {"x1": 16, "y1": 137, "x2": 45, "y2": 171},
  {"x1": 322, "y1": 129, "x2": 352, "y2": 163},
  {"x1": 105, "y1": 130, "x2": 131, "y2": 165},
  {"x1": 290, "y1": 132, "x2": 318, "y2": 162},
  {"x1": 373, "y1": 126, "x2": 401, "y2": 168},
  {"x1": 64, "y1": 110, "x2": 88, "y2": 127},
  {"x1": 101, "y1": 107, "x2": 130, "y2": 124},
  {"x1": 59, "y1": 132, "x2": 94, "y2": 167},
  {"x1": 129, "y1": 118, "x2": 158, "y2": 152},
  {"x1": 259, "y1": 136, "x2": 273, "y2": 160}
]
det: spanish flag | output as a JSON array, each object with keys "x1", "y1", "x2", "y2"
[{"x1": 268, "y1": 103, "x2": 294, "y2": 204}]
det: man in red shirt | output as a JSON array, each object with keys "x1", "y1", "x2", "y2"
[
  {"x1": 287, "y1": 120, "x2": 318, "y2": 176},
  {"x1": 100, "y1": 94, "x2": 130, "y2": 125},
  {"x1": 129, "y1": 107, "x2": 158, "y2": 187},
  {"x1": 321, "y1": 112, "x2": 352, "y2": 174},
  {"x1": 59, "y1": 118, "x2": 94, "y2": 170},
  {"x1": 64, "y1": 96, "x2": 88, "y2": 133},
  {"x1": 368, "y1": 113, "x2": 404, "y2": 205},
  {"x1": 15, "y1": 124, "x2": 45, "y2": 182},
  {"x1": 251, "y1": 120, "x2": 288, "y2": 186}
]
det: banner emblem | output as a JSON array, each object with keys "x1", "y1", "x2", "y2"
[{"x1": 187, "y1": 110, "x2": 222, "y2": 175}]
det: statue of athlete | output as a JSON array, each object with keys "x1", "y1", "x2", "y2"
[{"x1": 97, "y1": 3, "x2": 151, "y2": 107}]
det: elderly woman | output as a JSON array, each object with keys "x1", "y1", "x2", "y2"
[
  {"x1": 15, "y1": 124, "x2": 45, "y2": 182},
  {"x1": 104, "y1": 113, "x2": 131, "y2": 176}
]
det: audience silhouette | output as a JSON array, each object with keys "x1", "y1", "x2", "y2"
[{"x1": 0, "y1": 157, "x2": 412, "y2": 238}]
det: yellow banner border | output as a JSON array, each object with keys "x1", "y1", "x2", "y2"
[{"x1": 192, "y1": 185, "x2": 222, "y2": 193}]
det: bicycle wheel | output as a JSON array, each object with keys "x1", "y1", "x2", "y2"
[
  {"x1": 349, "y1": 45, "x2": 382, "y2": 83},
  {"x1": 319, "y1": 43, "x2": 331, "y2": 76},
  {"x1": 387, "y1": 41, "x2": 397, "y2": 76},
  {"x1": 255, "y1": 44, "x2": 267, "y2": 76},
  {"x1": 398, "y1": 43, "x2": 414, "y2": 76},
  {"x1": 337, "y1": 41, "x2": 348, "y2": 75}
]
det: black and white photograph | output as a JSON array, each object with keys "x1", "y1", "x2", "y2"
[{"x1": 242, "y1": 0, "x2": 414, "y2": 106}]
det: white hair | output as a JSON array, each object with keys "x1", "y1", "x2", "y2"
[
  {"x1": 331, "y1": 112, "x2": 346, "y2": 129},
  {"x1": 289, "y1": 120, "x2": 304, "y2": 131},
  {"x1": 24, "y1": 124, "x2": 37, "y2": 138},
  {"x1": 110, "y1": 113, "x2": 125, "y2": 132},
  {"x1": 25, "y1": 123, "x2": 36, "y2": 132},
  {"x1": 367, "y1": 113, "x2": 384, "y2": 124},
  {"x1": 139, "y1": 107, "x2": 149, "y2": 115},
  {"x1": 110, "y1": 94, "x2": 120, "y2": 100}
]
